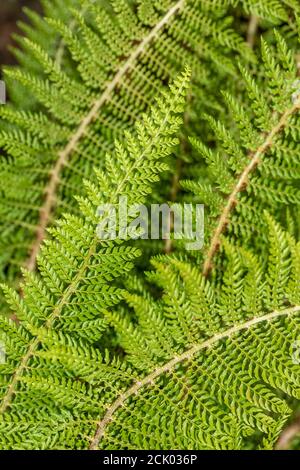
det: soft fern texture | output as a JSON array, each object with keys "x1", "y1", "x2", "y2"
[
  {"x1": 182, "y1": 31, "x2": 300, "y2": 276},
  {"x1": 0, "y1": 71, "x2": 190, "y2": 446},
  {"x1": 94, "y1": 219, "x2": 300, "y2": 450},
  {"x1": 0, "y1": 0, "x2": 300, "y2": 451},
  {"x1": 0, "y1": 0, "x2": 252, "y2": 286},
  {"x1": 1, "y1": 216, "x2": 299, "y2": 449}
]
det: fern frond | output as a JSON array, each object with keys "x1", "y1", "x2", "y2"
[
  {"x1": 0, "y1": 70, "x2": 190, "y2": 420},
  {"x1": 1, "y1": 219, "x2": 299, "y2": 449}
]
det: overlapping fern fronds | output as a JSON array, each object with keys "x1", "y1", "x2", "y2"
[
  {"x1": 181, "y1": 30, "x2": 300, "y2": 275},
  {"x1": 0, "y1": 0, "x2": 300, "y2": 452},
  {"x1": 0, "y1": 213, "x2": 299, "y2": 449},
  {"x1": 0, "y1": 0, "x2": 253, "y2": 286},
  {"x1": 4, "y1": 0, "x2": 86, "y2": 110},
  {"x1": 0, "y1": 69, "x2": 190, "y2": 432}
]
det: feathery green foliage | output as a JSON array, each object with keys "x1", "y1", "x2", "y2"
[
  {"x1": 0, "y1": 69, "x2": 190, "y2": 429},
  {"x1": 182, "y1": 31, "x2": 300, "y2": 275},
  {"x1": 0, "y1": 0, "x2": 299, "y2": 451},
  {"x1": 1, "y1": 215, "x2": 299, "y2": 449},
  {"x1": 0, "y1": 0, "x2": 252, "y2": 287}
]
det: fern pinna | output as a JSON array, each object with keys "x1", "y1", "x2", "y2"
[{"x1": 0, "y1": 0, "x2": 299, "y2": 451}]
